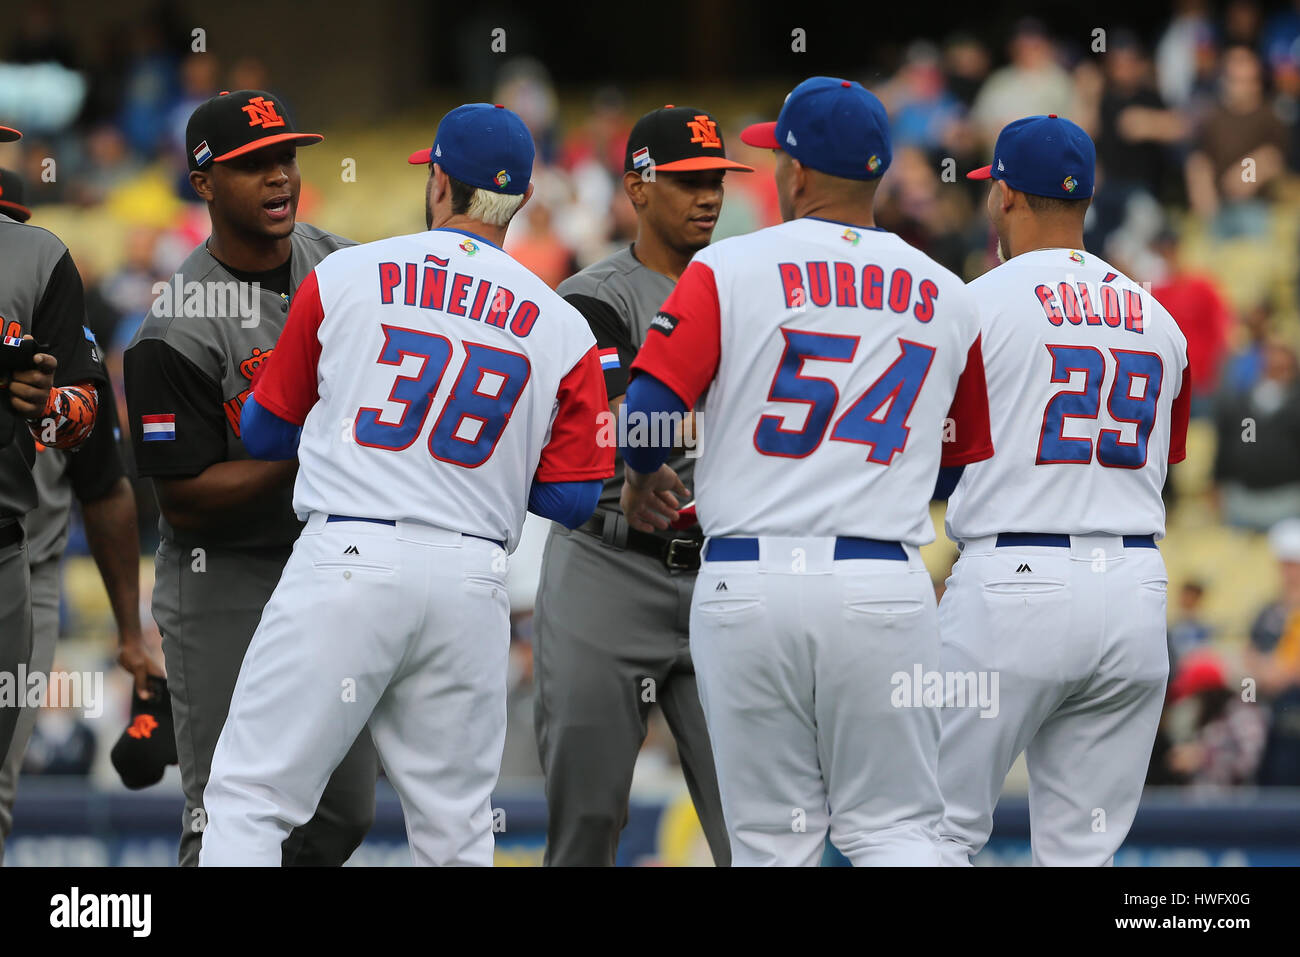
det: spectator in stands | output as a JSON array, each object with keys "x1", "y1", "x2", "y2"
[
  {"x1": 1244, "y1": 519, "x2": 1300, "y2": 784},
  {"x1": 1151, "y1": 651, "x2": 1267, "y2": 786},
  {"x1": 1150, "y1": 229, "x2": 1234, "y2": 406},
  {"x1": 1155, "y1": 0, "x2": 1220, "y2": 113},
  {"x1": 971, "y1": 19, "x2": 1074, "y2": 149},
  {"x1": 943, "y1": 33, "x2": 992, "y2": 109},
  {"x1": 885, "y1": 41, "x2": 965, "y2": 156},
  {"x1": 506, "y1": 198, "x2": 577, "y2": 290},
  {"x1": 1186, "y1": 45, "x2": 1289, "y2": 239},
  {"x1": 1169, "y1": 581, "x2": 1215, "y2": 665},
  {"x1": 1224, "y1": 0, "x2": 1265, "y2": 48},
  {"x1": 1086, "y1": 34, "x2": 1186, "y2": 252},
  {"x1": 1221, "y1": 302, "x2": 1273, "y2": 395},
  {"x1": 117, "y1": 19, "x2": 181, "y2": 159},
  {"x1": 20, "y1": 663, "x2": 98, "y2": 779},
  {"x1": 1213, "y1": 337, "x2": 1300, "y2": 530}
]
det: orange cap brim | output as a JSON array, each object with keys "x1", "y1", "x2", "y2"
[
  {"x1": 0, "y1": 200, "x2": 31, "y2": 222},
  {"x1": 0, "y1": 126, "x2": 20, "y2": 142},
  {"x1": 739, "y1": 121, "x2": 779, "y2": 150},
  {"x1": 213, "y1": 132, "x2": 323, "y2": 163},
  {"x1": 652, "y1": 156, "x2": 755, "y2": 173},
  {"x1": 408, "y1": 148, "x2": 433, "y2": 165},
  {"x1": 967, "y1": 165, "x2": 993, "y2": 180}
]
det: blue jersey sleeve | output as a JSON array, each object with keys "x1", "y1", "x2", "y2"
[
  {"x1": 240, "y1": 392, "x2": 302, "y2": 461},
  {"x1": 528, "y1": 478, "x2": 603, "y2": 529},
  {"x1": 619, "y1": 372, "x2": 687, "y2": 474}
]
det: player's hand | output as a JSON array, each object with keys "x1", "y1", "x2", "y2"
[
  {"x1": 4, "y1": 336, "x2": 57, "y2": 419},
  {"x1": 118, "y1": 633, "x2": 167, "y2": 698},
  {"x1": 621, "y1": 464, "x2": 690, "y2": 532}
]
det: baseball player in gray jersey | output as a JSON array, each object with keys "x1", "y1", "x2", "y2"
[
  {"x1": 534, "y1": 106, "x2": 752, "y2": 865},
  {"x1": 123, "y1": 92, "x2": 377, "y2": 866},
  {"x1": 0, "y1": 125, "x2": 107, "y2": 769},
  {"x1": 0, "y1": 182, "x2": 157, "y2": 862}
]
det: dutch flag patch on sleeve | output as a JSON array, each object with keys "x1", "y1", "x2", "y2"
[
  {"x1": 141, "y1": 413, "x2": 176, "y2": 442},
  {"x1": 598, "y1": 348, "x2": 620, "y2": 371}
]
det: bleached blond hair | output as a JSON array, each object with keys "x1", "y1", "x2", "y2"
[{"x1": 450, "y1": 176, "x2": 527, "y2": 226}]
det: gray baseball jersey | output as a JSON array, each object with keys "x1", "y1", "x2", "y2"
[
  {"x1": 122, "y1": 223, "x2": 377, "y2": 866},
  {"x1": 557, "y1": 245, "x2": 695, "y2": 510},
  {"x1": 536, "y1": 244, "x2": 728, "y2": 865},
  {"x1": 124, "y1": 223, "x2": 354, "y2": 547},
  {"x1": 0, "y1": 213, "x2": 107, "y2": 519}
]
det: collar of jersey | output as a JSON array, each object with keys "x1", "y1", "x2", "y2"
[
  {"x1": 803, "y1": 216, "x2": 888, "y2": 232},
  {"x1": 434, "y1": 227, "x2": 502, "y2": 250}
]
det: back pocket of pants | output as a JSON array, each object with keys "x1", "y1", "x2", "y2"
[{"x1": 982, "y1": 578, "x2": 1066, "y2": 597}]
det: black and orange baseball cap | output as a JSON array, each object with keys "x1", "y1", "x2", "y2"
[
  {"x1": 0, "y1": 126, "x2": 20, "y2": 143},
  {"x1": 624, "y1": 106, "x2": 753, "y2": 175},
  {"x1": 110, "y1": 676, "x2": 178, "y2": 790},
  {"x1": 186, "y1": 90, "x2": 322, "y2": 172},
  {"x1": 0, "y1": 169, "x2": 32, "y2": 222}
]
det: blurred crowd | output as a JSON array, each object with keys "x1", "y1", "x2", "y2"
[{"x1": 3, "y1": 0, "x2": 1300, "y2": 793}]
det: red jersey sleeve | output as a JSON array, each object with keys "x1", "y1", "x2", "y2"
[
  {"x1": 1169, "y1": 365, "x2": 1191, "y2": 464},
  {"x1": 941, "y1": 334, "x2": 994, "y2": 467},
  {"x1": 253, "y1": 269, "x2": 325, "y2": 425},
  {"x1": 629, "y1": 260, "x2": 722, "y2": 408},
  {"x1": 535, "y1": 344, "x2": 617, "y2": 482}
]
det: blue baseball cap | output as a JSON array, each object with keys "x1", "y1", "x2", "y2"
[
  {"x1": 407, "y1": 103, "x2": 534, "y2": 196},
  {"x1": 740, "y1": 76, "x2": 891, "y2": 180},
  {"x1": 967, "y1": 114, "x2": 1095, "y2": 199}
]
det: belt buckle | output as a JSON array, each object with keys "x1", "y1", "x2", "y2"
[{"x1": 664, "y1": 538, "x2": 700, "y2": 571}]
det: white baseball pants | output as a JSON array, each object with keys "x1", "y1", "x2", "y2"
[
  {"x1": 936, "y1": 534, "x2": 1170, "y2": 866},
  {"x1": 200, "y1": 512, "x2": 510, "y2": 866},
  {"x1": 690, "y1": 536, "x2": 945, "y2": 866}
]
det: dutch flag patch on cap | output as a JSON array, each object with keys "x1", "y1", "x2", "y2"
[
  {"x1": 193, "y1": 140, "x2": 212, "y2": 166},
  {"x1": 141, "y1": 413, "x2": 176, "y2": 442},
  {"x1": 632, "y1": 147, "x2": 651, "y2": 170}
]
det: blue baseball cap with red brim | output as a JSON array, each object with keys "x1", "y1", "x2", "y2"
[
  {"x1": 740, "y1": 76, "x2": 891, "y2": 180},
  {"x1": 967, "y1": 114, "x2": 1095, "y2": 199},
  {"x1": 408, "y1": 103, "x2": 535, "y2": 196}
]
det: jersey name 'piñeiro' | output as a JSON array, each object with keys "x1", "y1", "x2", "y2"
[
  {"x1": 631, "y1": 217, "x2": 993, "y2": 544},
  {"x1": 253, "y1": 229, "x2": 613, "y2": 551},
  {"x1": 945, "y1": 248, "x2": 1190, "y2": 541}
]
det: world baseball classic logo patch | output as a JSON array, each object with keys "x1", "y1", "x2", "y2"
[{"x1": 140, "y1": 413, "x2": 176, "y2": 442}]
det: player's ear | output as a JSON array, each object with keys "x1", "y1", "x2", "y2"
[
  {"x1": 995, "y1": 179, "x2": 1014, "y2": 213},
  {"x1": 624, "y1": 169, "x2": 648, "y2": 209},
  {"x1": 791, "y1": 158, "x2": 809, "y2": 198},
  {"x1": 189, "y1": 170, "x2": 213, "y2": 203},
  {"x1": 431, "y1": 163, "x2": 449, "y2": 206},
  {"x1": 516, "y1": 182, "x2": 535, "y2": 214}
]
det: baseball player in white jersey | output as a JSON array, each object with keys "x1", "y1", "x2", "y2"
[
  {"x1": 198, "y1": 104, "x2": 614, "y2": 866},
  {"x1": 619, "y1": 77, "x2": 994, "y2": 866},
  {"x1": 935, "y1": 115, "x2": 1190, "y2": 866}
]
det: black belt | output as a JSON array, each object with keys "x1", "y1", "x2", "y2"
[
  {"x1": 0, "y1": 519, "x2": 22, "y2": 549},
  {"x1": 326, "y1": 515, "x2": 504, "y2": 549},
  {"x1": 577, "y1": 513, "x2": 703, "y2": 572},
  {"x1": 995, "y1": 533, "x2": 1156, "y2": 549}
]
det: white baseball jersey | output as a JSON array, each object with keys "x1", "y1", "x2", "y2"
[
  {"x1": 945, "y1": 248, "x2": 1190, "y2": 541},
  {"x1": 253, "y1": 228, "x2": 613, "y2": 550},
  {"x1": 631, "y1": 217, "x2": 993, "y2": 545}
]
